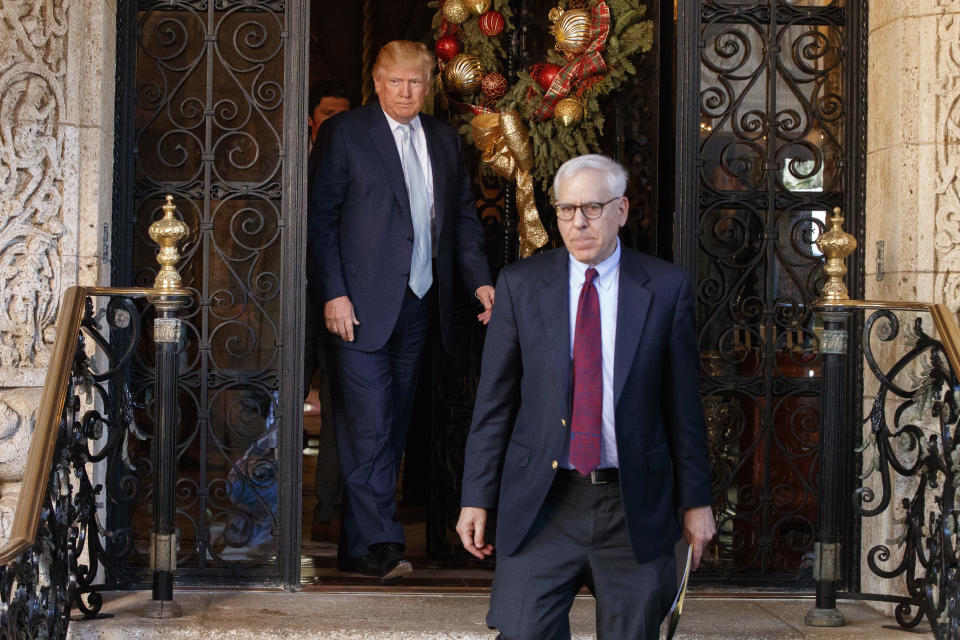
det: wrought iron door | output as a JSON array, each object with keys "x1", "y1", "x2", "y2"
[
  {"x1": 676, "y1": 0, "x2": 866, "y2": 580},
  {"x1": 112, "y1": 0, "x2": 308, "y2": 585}
]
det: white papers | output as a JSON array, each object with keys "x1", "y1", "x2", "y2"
[{"x1": 665, "y1": 543, "x2": 693, "y2": 640}]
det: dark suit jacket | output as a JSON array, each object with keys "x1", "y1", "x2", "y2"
[
  {"x1": 461, "y1": 246, "x2": 713, "y2": 564},
  {"x1": 307, "y1": 100, "x2": 492, "y2": 352}
]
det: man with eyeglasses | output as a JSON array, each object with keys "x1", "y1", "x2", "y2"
[{"x1": 457, "y1": 154, "x2": 715, "y2": 639}]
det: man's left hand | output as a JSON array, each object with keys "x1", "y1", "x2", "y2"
[
  {"x1": 682, "y1": 505, "x2": 716, "y2": 571},
  {"x1": 475, "y1": 285, "x2": 495, "y2": 325}
]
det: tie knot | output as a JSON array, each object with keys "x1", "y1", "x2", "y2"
[
  {"x1": 399, "y1": 123, "x2": 412, "y2": 137},
  {"x1": 584, "y1": 267, "x2": 598, "y2": 285}
]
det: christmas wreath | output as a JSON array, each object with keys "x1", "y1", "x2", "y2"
[
  {"x1": 429, "y1": 0, "x2": 653, "y2": 189},
  {"x1": 429, "y1": 0, "x2": 653, "y2": 256}
]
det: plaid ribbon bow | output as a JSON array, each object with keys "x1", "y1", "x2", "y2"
[{"x1": 534, "y1": 0, "x2": 611, "y2": 121}]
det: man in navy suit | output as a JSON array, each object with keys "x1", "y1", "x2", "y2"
[
  {"x1": 309, "y1": 41, "x2": 494, "y2": 583},
  {"x1": 457, "y1": 155, "x2": 715, "y2": 638}
]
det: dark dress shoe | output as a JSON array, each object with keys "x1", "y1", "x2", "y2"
[
  {"x1": 336, "y1": 552, "x2": 378, "y2": 576},
  {"x1": 370, "y1": 542, "x2": 412, "y2": 584}
]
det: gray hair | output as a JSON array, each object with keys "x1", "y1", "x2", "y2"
[{"x1": 553, "y1": 154, "x2": 629, "y2": 197}]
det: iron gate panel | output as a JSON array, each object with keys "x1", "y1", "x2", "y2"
[
  {"x1": 678, "y1": 0, "x2": 866, "y2": 580},
  {"x1": 112, "y1": 0, "x2": 307, "y2": 585}
]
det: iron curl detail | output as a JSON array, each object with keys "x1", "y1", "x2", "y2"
[{"x1": 857, "y1": 310, "x2": 959, "y2": 639}]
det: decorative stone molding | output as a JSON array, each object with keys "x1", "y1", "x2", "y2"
[
  {"x1": 936, "y1": 10, "x2": 960, "y2": 309},
  {"x1": 0, "y1": 388, "x2": 43, "y2": 483},
  {"x1": 0, "y1": 483, "x2": 18, "y2": 544},
  {"x1": 0, "y1": 387, "x2": 42, "y2": 545},
  {"x1": 0, "y1": 1, "x2": 69, "y2": 381}
]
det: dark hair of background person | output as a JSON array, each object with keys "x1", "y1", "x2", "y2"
[{"x1": 310, "y1": 81, "x2": 351, "y2": 111}]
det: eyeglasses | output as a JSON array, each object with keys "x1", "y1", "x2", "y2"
[{"x1": 553, "y1": 197, "x2": 621, "y2": 221}]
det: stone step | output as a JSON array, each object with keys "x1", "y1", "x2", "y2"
[{"x1": 65, "y1": 591, "x2": 933, "y2": 640}]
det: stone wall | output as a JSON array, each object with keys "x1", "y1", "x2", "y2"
[
  {"x1": 0, "y1": 0, "x2": 116, "y2": 539},
  {"x1": 863, "y1": 0, "x2": 958, "y2": 610}
]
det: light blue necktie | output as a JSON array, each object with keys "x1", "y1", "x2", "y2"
[{"x1": 399, "y1": 124, "x2": 433, "y2": 298}]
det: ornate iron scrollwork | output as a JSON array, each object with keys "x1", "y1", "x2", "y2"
[
  {"x1": 856, "y1": 310, "x2": 959, "y2": 639},
  {"x1": 122, "y1": 0, "x2": 288, "y2": 575}
]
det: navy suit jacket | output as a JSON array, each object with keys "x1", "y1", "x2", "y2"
[
  {"x1": 307, "y1": 100, "x2": 492, "y2": 352},
  {"x1": 461, "y1": 246, "x2": 713, "y2": 564}
]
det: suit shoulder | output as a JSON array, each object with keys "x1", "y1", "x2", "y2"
[
  {"x1": 420, "y1": 112, "x2": 451, "y2": 130},
  {"x1": 499, "y1": 248, "x2": 565, "y2": 282},
  {"x1": 322, "y1": 107, "x2": 369, "y2": 134},
  {"x1": 421, "y1": 113, "x2": 460, "y2": 140}
]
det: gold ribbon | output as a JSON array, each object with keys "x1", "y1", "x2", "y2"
[{"x1": 471, "y1": 111, "x2": 548, "y2": 258}]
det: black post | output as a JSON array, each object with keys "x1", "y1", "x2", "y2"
[
  {"x1": 142, "y1": 195, "x2": 190, "y2": 618},
  {"x1": 142, "y1": 301, "x2": 187, "y2": 619},
  {"x1": 805, "y1": 310, "x2": 849, "y2": 627}
]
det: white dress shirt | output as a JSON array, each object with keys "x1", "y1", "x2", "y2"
[{"x1": 561, "y1": 239, "x2": 621, "y2": 470}]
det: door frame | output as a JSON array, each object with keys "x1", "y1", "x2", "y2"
[{"x1": 279, "y1": 0, "x2": 310, "y2": 589}]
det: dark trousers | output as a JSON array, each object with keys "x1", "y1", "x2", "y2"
[
  {"x1": 487, "y1": 474, "x2": 677, "y2": 640},
  {"x1": 330, "y1": 286, "x2": 433, "y2": 558}
]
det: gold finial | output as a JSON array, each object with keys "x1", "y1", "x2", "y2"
[
  {"x1": 148, "y1": 195, "x2": 189, "y2": 292},
  {"x1": 817, "y1": 206, "x2": 857, "y2": 303}
]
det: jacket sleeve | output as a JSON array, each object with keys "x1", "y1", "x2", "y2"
[
  {"x1": 663, "y1": 272, "x2": 714, "y2": 509},
  {"x1": 450, "y1": 134, "x2": 493, "y2": 294},
  {"x1": 460, "y1": 268, "x2": 521, "y2": 508},
  {"x1": 307, "y1": 119, "x2": 350, "y2": 308}
]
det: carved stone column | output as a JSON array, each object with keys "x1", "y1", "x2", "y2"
[
  {"x1": 866, "y1": 0, "x2": 960, "y2": 610},
  {"x1": 0, "y1": 0, "x2": 117, "y2": 535}
]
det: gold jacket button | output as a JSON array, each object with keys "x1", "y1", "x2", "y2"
[
  {"x1": 561, "y1": 418, "x2": 566, "y2": 427},
  {"x1": 551, "y1": 460, "x2": 558, "y2": 469}
]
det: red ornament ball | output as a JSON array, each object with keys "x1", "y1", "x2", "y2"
[
  {"x1": 478, "y1": 10, "x2": 505, "y2": 37},
  {"x1": 435, "y1": 35, "x2": 461, "y2": 63},
  {"x1": 481, "y1": 72, "x2": 508, "y2": 99},
  {"x1": 531, "y1": 62, "x2": 562, "y2": 90}
]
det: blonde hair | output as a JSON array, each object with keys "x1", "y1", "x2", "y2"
[{"x1": 373, "y1": 40, "x2": 436, "y2": 82}]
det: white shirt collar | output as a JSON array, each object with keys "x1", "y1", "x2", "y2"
[
  {"x1": 382, "y1": 108, "x2": 421, "y2": 134},
  {"x1": 568, "y1": 239, "x2": 621, "y2": 291}
]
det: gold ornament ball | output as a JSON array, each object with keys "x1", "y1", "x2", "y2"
[
  {"x1": 444, "y1": 53, "x2": 484, "y2": 95},
  {"x1": 443, "y1": 0, "x2": 472, "y2": 24},
  {"x1": 550, "y1": 8, "x2": 592, "y2": 55},
  {"x1": 468, "y1": 0, "x2": 492, "y2": 14},
  {"x1": 554, "y1": 98, "x2": 584, "y2": 126}
]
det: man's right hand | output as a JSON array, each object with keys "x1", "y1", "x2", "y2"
[
  {"x1": 456, "y1": 507, "x2": 494, "y2": 559},
  {"x1": 324, "y1": 296, "x2": 359, "y2": 342}
]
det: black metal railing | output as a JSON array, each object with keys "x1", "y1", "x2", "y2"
[
  {"x1": 806, "y1": 208, "x2": 959, "y2": 640},
  {"x1": 0, "y1": 197, "x2": 191, "y2": 638}
]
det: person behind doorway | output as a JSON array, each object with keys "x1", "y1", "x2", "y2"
[
  {"x1": 308, "y1": 40, "x2": 495, "y2": 584},
  {"x1": 304, "y1": 81, "x2": 351, "y2": 543},
  {"x1": 308, "y1": 82, "x2": 350, "y2": 145},
  {"x1": 456, "y1": 154, "x2": 716, "y2": 639}
]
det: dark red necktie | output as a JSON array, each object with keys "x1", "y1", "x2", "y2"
[{"x1": 570, "y1": 267, "x2": 602, "y2": 476}]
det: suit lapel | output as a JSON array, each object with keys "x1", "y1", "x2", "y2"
[
  {"x1": 422, "y1": 117, "x2": 446, "y2": 239},
  {"x1": 614, "y1": 249, "x2": 652, "y2": 406},
  {"x1": 537, "y1": 250, "x2": 571, "y2": 411},
  {"x1": 366, "y1": 102, "x2": 410, "y2": 216}
]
